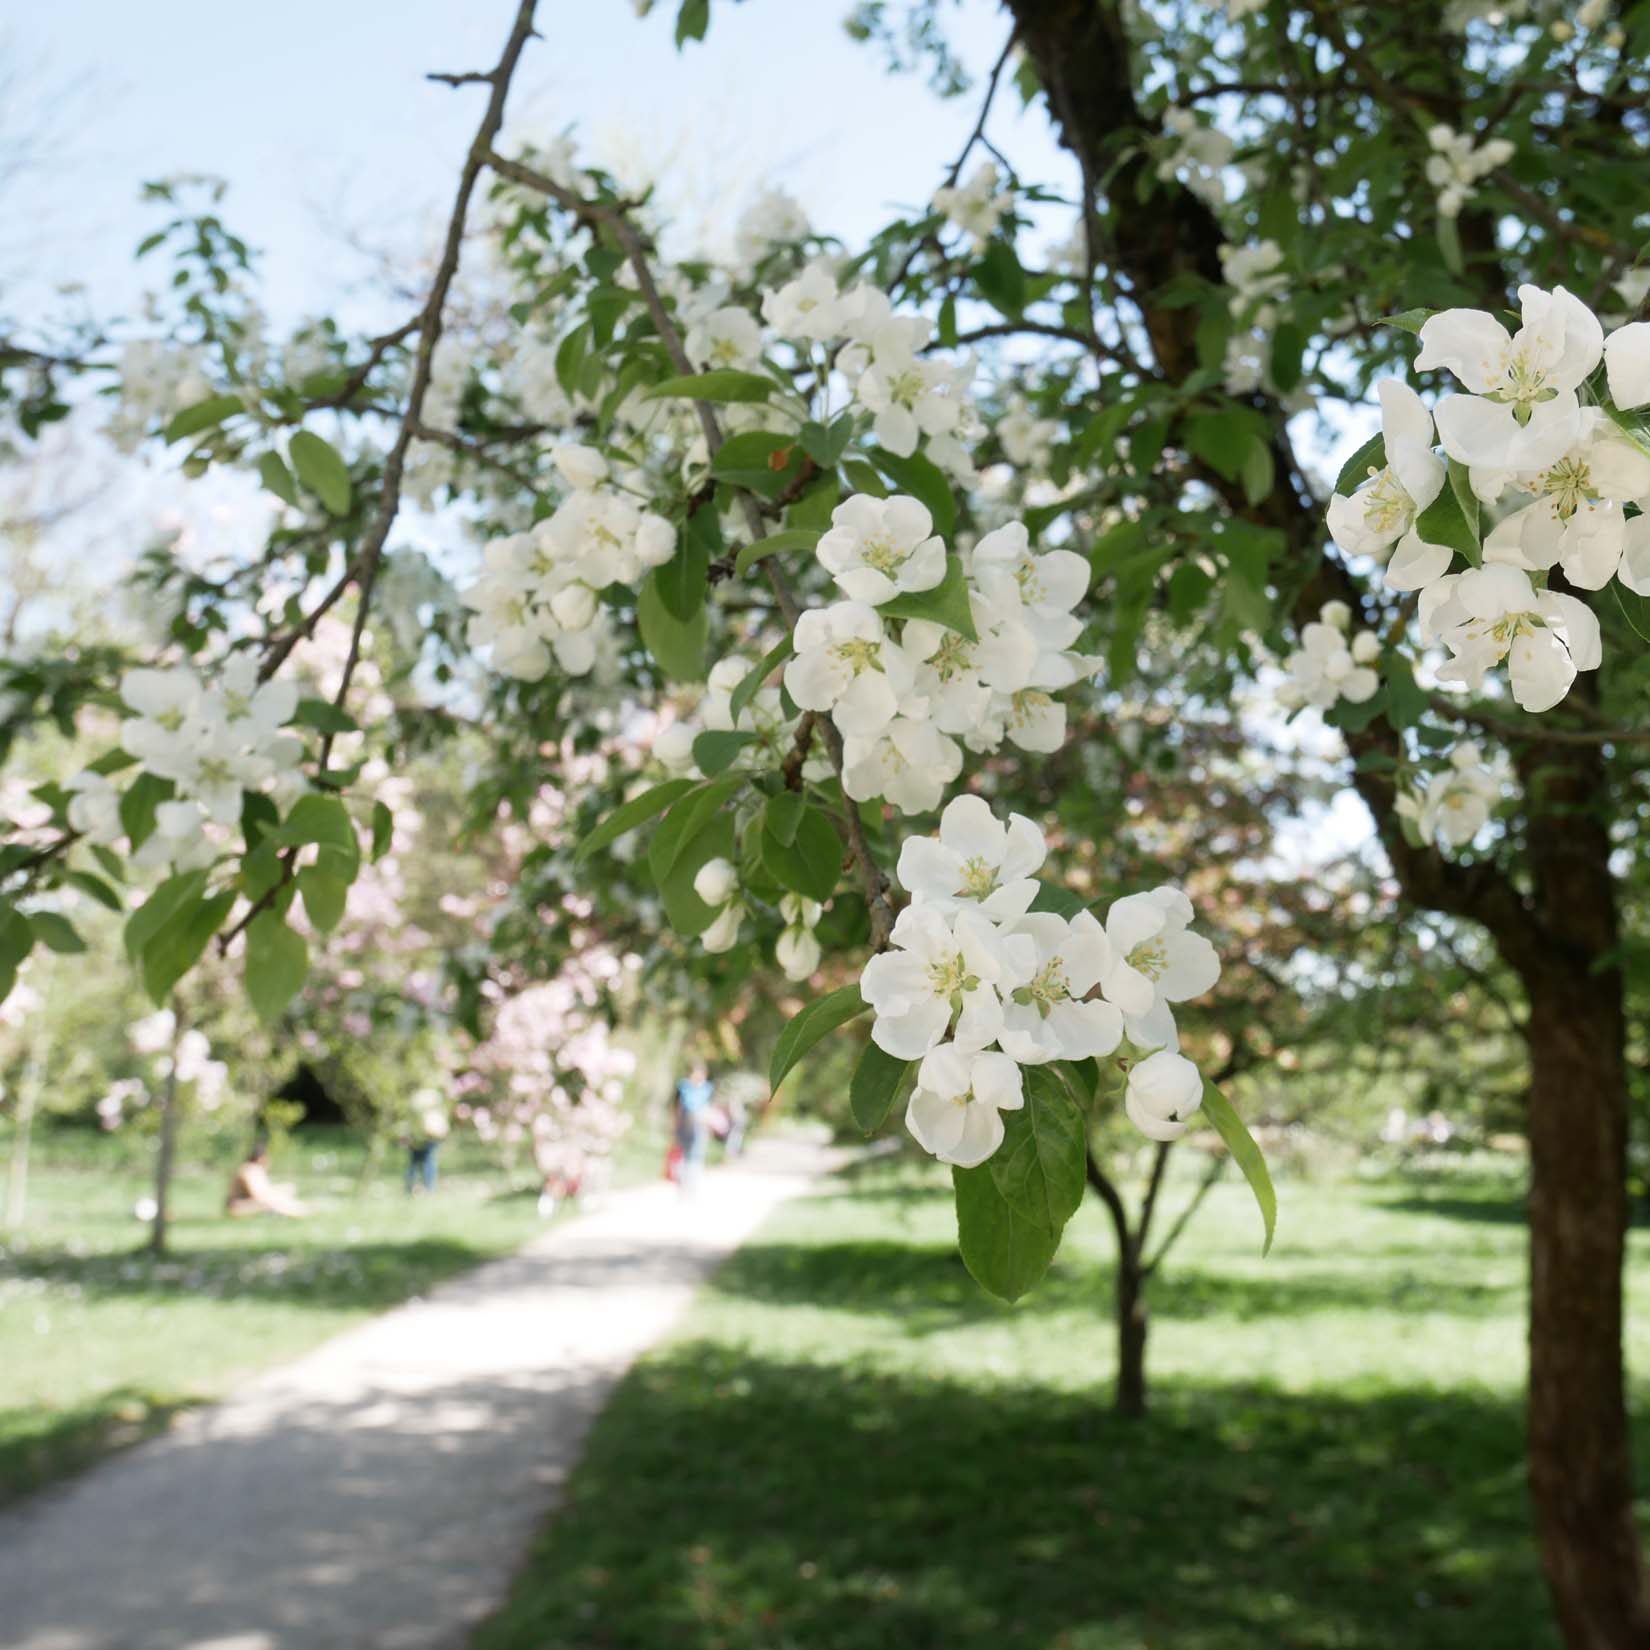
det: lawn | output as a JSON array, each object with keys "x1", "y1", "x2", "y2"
[
  {"x1": 0, "y1": 1121, "x2": 658, "y2": 1505},
  {"x1": 475, "y1": 1154, "x2": 1650, "y2": 1650}
]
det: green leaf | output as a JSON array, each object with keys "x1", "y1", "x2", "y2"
[
  {"x1": 974, "y1": 239, "x2": 1027, "y2": 315},
  {"x1": 729, "y1": 636, "x2": 794, "y2": 725},
  {"x1": 257, "y1": 450, "x2": 299, "y2": 506},
  {"x1": 1240, "y1": 436, "x2": 1275, "y2": 506},
  {"x1": 119, "y1": 771, "x2": 174, "y2": 852},
  {"x1": 710, "y1": 432, "x2": 805, "y2": 498},
  {"x1": 770, "y1": 985, "x2": 869, "y2": 1090},
  {"x1": 575, "y1": 778, "x2": 699, "y2": 866},
  {"x1": 656, "y1": 518, "x2": 710, "y2": 622},
  {"x1": 28, "y1": 910, "x2": 85, "y2": 954},
  {"x1": 141, "y1": 889, "x2": 234, "y2": 1004},
  {"x1": 638, "y1": 571, "x2": 709, "y2": 682},
  {"x1": 649, "y1": 774, "x2": 746, "y2": 883},
  {"x1": 953, "y1": 1162, "x2": 1061, "y2": 1303},
  {"x1": 989, "y1": 1065, "x2": 1087, "y2": 1231},
  {"x1": 370, "y1": 800, "x2": 394, "y2": 862},
  {"x1": 1028, "y1": 880, "x2": 1089, "y2": 918},
  {"x1": 657, "y1": 813, "x2": 735, "y2": 939},
  {"x1": 646, "y1": 368, "x2": 772, "y2": 403},
  {"x1": 274, "y1": 794, "x2": 359, "y2": 873},
  {"x1": 1199, "y1": 1081, "x2": 1276, "y2": 1256},
  {"x1": 164, "y1": 393, "x2": 244, "y2": 444},
  {"x1": 876, "y1": 554, "x2": 977, "y2": 641},
  {"x1": 1382, "y1": 654, "x2": 1431, "y2": 730},
  {"x1": 692, "y1": 730, "x2": 753, "y2": 775},
  {"x1": 871, "y1": 450, "x2": 956, "y2": 537},
  {"x1": 1185, "y1": 410, "x2": 1251, "y2": 482},
  {"x1": 289, "y1": 430, "x2": 352, "y2": 516},
  {"x1": 734, "y1": 528, "x2": 821, "y2": 577},
  {"x1": 1437, "y1": 215, "x2": 1463, "y2": 277},
  {"x1": 292, "y1": 697, "x2": 357, "y2": 735},
  {"x1": 762, "y1": 790, "x2": 806, "y2": 847},
  {"x1": 64, "y1": 870, "x2": 123, "y2": 912},
  {"x1": 1381, "y1": 309, "x2": 1431, "y2": 334},
  {"x1": 850, "y1": 1042, "x2": 912, "y2": 1134},
  {"x1": 1414, "y1": 472, "x2": 1479, "y2": 562},
  {"x1": 0, "y1": 904, "x2": 34, "y2": 1004},
  {"x1": 124, "y1": 870, "x2": 208, "y2": 962},
  {"x1": 1613, "y1": 582, "x2": 1650, "y2": 645},
  {"x1": 761, "y1": 805, "x2": 841, "y2": 903},
  {"x1": 298, "y1": 865, "x2": 349, "y2": 931},
  {"x1": 1334, "y1": 431, "x2": 1387, "y2": 498},
  {"x1": 675, "y1": 0, "x2": 711, "y2": 48},
  {"x1": 799, "y1": 414, "x2": 854, "y2": 469},
  {"x1": 245, "y1": 912, "x2": 308, "y2": 1023}
]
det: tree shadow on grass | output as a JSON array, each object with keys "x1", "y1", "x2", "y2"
[
  {"x1": 708, "y1": 1239, "x2": 1519, "y2": 1329},
  {"x1": 0, "y1": 1389, "x2": 201, "y2": 1509},
  {"x1": 0, "y1": 1238, "x2": 503, "y2": 1313},
  {"x1": 1377, "y1": 1193, "x2": 1528, "y2": 1227},
  {"x1": 474, "y1": 1349, "x2": 1557, "y2": 1650}
]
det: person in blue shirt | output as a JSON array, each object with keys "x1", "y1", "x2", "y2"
[{"x1": 674, "y1": 1062, "x2": 714, "y2": 1194}]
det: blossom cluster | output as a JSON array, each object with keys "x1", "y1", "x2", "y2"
[
  {"x1": 461, "y1": 445, "x2": 674, "y2": 680},
  {"x1": 1396, "y1": 740, "x2": 1508, "y2": 849},
  {"x1": 931, "y1": 161, "x2": 1015, "y2": 251},
  {"x1": 784, "y1": 499, "x2": 1098, "y2": 813},
  {"x1": 858, "y1": 795, "x2": 1222, "y2": 1167},
  {"x1": 1277, "y1": 600, "x2": 1381, "y2": 712},
  {"x1": 67, "y1": 655, "x2": 305, "y2": 872},
  {"x1": 1157, "y1": 106, "x2": 1235, "y2": 208},
  {"x1": 1327, "y1": 283, "x2": 1650, "y2": 712},
  {"x1": 1424, "y1": 124, "x2": 1515, "y2": 220}
]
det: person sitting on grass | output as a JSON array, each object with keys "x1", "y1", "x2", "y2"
[{"x1": 225, "y1": 1140, "x2": 309, "y2": 1219}]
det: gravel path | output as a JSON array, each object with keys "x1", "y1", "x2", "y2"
[{"x1": 0, "y1": 1136, "x2": 839, "y2": 1650}]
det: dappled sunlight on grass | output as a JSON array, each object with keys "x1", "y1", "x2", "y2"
[{"x1": 476, "y1": 1156, "x2": 1650, "y2": 1650}]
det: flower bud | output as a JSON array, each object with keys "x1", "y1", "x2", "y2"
[
  {"x1": 550, "y1": 582, "x2": 598, "y2": 631},
  {"x1": 634, "y1": 512, "x2": 677, "y2": 570},
  {"x1": 652, "y1": 722, "x2": 698, "y2": 774},
  {"x1": 1319, "y1": 600, "x2": 1352, "y2": 632},
  {"x1": 693, "y1": 856, "x2": 737, "y2": 907},
  {"x1": 553, "y1": 443, "x2": 609, "y2": 491},
  {"x1": 1126, "y1": 1049, "x2": 1202, "y2": 1121},
  {"x1": 776, "y1": 926, "x2": 822, "y2": 980},
  {"x1": 1351, "y1": 630, "x2": 1381, "y2": 664},
  {"x1": 701, "y1": 901, "x2": 744, "y2": 953}
]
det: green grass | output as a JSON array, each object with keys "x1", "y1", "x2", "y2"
[
  {"x1": 475, "y1": 1156, "x2": 1650, "y2": 1650},
  {"x1": 0, "y1": 1121, "x2": 661, "y2": 1504}
]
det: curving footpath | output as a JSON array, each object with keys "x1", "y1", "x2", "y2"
[{"x1": 0, "y1": 1134, "x2": 841, "y2": 1650}]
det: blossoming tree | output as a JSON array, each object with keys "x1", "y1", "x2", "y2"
[{"x1": 4, "y1": 1, "x2": 1650, "y2": 1641}]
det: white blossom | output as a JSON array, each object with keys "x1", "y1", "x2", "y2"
[
  {"x1": 997, "y1": 911, "x2": 1123, "y2": 1064},
  {"x1": 841, "y1": 716, "x2": 962, "y2": 814},
  {"x1": 1416, "y1": 284, "x2": 1601, "y2": 471},
  {"x1": 896, "y1": 793, "x2": 1045, "y2": 920},
  {"x1": 1099, "y1": 886, "x2": 1221, "y2": 1051},
  {"x1": 815, "y1": 493, "x2": 946, "y2": 604},
  {"x1": 784, "y1": 601, "x2": 916, "y2": 737},
  {"x1": 1327, "y1": 380, "x2": 1446, "y2": 563},
  {"x1": 932, "y1": 162, "x2": 1015, "y2": 249},
  {"x1": 860, "y1": 904, "x2": 1031, "y2": 1060},
  {"x1": 904, "y1": 1045, "x2": 1024, "y2": 1167},
  {"x1": 1124, "y1": 1050, "x2": 1204, "y2": 1142},
  {"x1": 1422, "y1": 563, "x2": 1602, "y2": 711}
]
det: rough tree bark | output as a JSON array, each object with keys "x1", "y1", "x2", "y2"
[{"x1": 1003, "y1": 2, "x2": 1650, "y2": 1642}]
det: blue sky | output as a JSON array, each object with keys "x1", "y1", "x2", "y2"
[{"x1": 6, "y1": 1, "x2": 1057, "y2": 328}]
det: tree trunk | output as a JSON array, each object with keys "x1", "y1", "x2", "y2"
[
  {"x1": 1115, "y1": 1248, "x2": 1148, "y2": 1420},
  {"x1": 149, "y1": 1007, "x2": 184, "y2": 1257},
  {"x1": 1518, "y1": 736, "x2": 1650, "y2": 1649}
]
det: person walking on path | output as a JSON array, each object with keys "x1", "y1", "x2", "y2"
[
  {"x1": 404, "y1": 1092, "x2": 449, "y2": 1195},
  {"x1": 673, "y1": 1063, "x2": 714, "y2": 1196}
]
